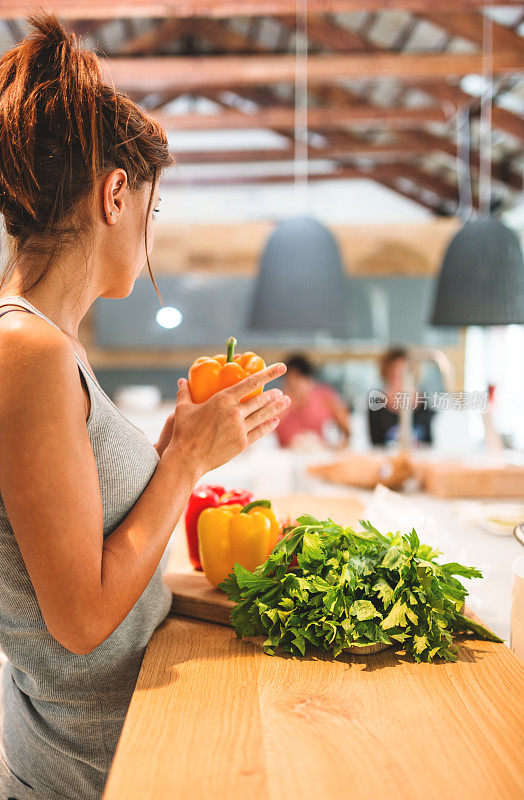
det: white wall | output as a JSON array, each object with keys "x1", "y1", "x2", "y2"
[{"x1": 156, "y1": 176, "x2": 432, "y2": 225}]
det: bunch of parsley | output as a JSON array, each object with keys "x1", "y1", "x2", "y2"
[{"x1": 218, "y1": 516, "x2": 502, "y2": 662}]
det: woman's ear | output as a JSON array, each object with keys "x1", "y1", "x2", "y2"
[{"x1": 102, "y1": 168, "x2": 128, "y2": 225}]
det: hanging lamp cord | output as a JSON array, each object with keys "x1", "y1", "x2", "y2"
[
  {"x1": 294, "y1": 0, "x2": 309, "y2": 212},
  {"x1": 479, "y1": 5, "x2": 494, "y2": 216},
  {"x1": 456, "y1": 104, "x2": 473, "y2": 221}
]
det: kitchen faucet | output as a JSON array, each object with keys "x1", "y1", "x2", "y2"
[{"x1": 399, "y1": 347, "x2": 455, "y2": 451}]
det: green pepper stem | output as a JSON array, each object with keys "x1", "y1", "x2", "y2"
[
  {"x1": 226, "y1": 337, "x2": 237, "y2": 363},
  {"x1": 241, "y1": 499, "x2": 272, "y2": 514}
]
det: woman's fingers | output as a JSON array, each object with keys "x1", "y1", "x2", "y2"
[
  {"x1": 240, "y1": 387, "x2": 284, "y2": 417},
  {"x1": 245, "y1": 393, "x2": 290, "y2": 429},
  {"x1": 176, "y1": 377, "x2": 192, "y2": 403},
  {"x1": 247, "y1": 416, "x2": 280, "y2": 445},
  {"x1": 225, "y1": 362, "x2": 286, "y2": 402}
]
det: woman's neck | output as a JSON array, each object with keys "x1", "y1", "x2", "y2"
[{"x1": 1, "y1": 261, "x2": 98, "y2": 339}]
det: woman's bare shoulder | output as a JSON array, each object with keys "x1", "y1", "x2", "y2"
[{"x1": 0, "y1": 310, "x2": 81, "y2": 406}]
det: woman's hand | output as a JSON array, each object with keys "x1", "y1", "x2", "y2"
[
  {"x1": 164, "y1": 363, "x2": 289, "y2": 477},
  {"x1": 154, "y1": 410, "x2": 176, "y2": 457}
]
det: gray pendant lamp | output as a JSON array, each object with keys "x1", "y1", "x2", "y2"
[
  {"x1": 431, "y1": 216, "x2": 524, "y2": 326},
  {"x1": 248, "y1": 0, "x2": 347, "y2": 335},
  {"x1": 432, "y1": 14, "x2": 524, "y2": 328},
  {"x1": 248, "y1": 215, "x2": 347, "y2": 333}
]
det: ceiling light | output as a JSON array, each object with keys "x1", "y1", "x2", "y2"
[{"x1": 155, "y1": 306, "x2": 183, "y2": 329}]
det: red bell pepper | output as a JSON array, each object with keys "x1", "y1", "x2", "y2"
[{"x1": 184, "y1": 485, "x2": 253, "y2": 570}]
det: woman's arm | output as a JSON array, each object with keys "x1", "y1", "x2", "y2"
[{"x1": 0, "y1": 316, "x2": 287, "y2": 654}]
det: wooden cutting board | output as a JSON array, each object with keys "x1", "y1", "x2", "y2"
[
  {"x1": 164, "y1": 493, "x2": 364, "y2": 626},
  {"x1": 418, "y1": 461, "x2": 524, "y2": 498},
  {"x1": 163, "y1": 493, "x2": 392, "y2": 655}
]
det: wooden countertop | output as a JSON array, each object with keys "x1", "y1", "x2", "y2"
[{"x1": 103, "y1": 494, "x2": 524, "y2": 800}]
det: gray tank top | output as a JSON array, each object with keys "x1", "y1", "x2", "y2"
[{"x1": 0, "y1": 296, "x2": 172, "y2": 800}]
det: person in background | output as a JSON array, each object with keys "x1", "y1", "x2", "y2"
[
  {"x1": 368, "y1": 346, "x2": 434, "y2": 446},
  {"x1": 276, "y1": 354, "x2": 351, "y2": 449}
]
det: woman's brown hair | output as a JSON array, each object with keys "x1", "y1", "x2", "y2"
[{"x1": 0, "y1": 13, "x2": 174, "y2": 296}]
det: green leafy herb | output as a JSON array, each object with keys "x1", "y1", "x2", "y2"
[{"x1": 218, "y1": 515, "x2": 502, "y2": 662}]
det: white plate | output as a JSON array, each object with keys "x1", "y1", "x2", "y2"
[{"x1": 456, "y1": 501, "x2": 524, "y2": 536}]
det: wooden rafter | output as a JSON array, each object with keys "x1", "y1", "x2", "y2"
[
  {"x1": 181, "y1": 19, "x2": 522, "y2": 204},
  {"x1": 288, "y1": 14, "x2": 524, "y2": 140},
  {"x1": 194, "y1": 21, "x2": 461, "y2": 211},
  {"x1": 1, "y1": 1, "x2": 523, "y2": 19},
  {"x1": 154, "y1": 105, "x2": 448, "y2": 130},
  {"x1": 395, "y1": 129, "x2": 522, "y2": 191},
  {"x1": 172, "y1": 144, "x2": 427, "y2": 164},
  {"x1": 103, "y1": 51, "x2": 524, "y2": 93},
  {"x1": 279, "y1": 14, "x2": 375, "y2": 52},
  {"x1": 288, "y1": 14, "x2": 523, "y2": 200},
  {"x1": 170, "y1": 24, "x2": 499, "y2": 212},
  {"x1": 116, "y1": 18, "x2": 194, "y2": 55},
  {"x1": 163, "y1": 165, "x2": 364, "y2": 187},
  {"x1": 421, "y1": 11, "x2": 524, "y2": 52},
  {"x1": 406, "y1": 79, "x2": 524, "y2": 140}
]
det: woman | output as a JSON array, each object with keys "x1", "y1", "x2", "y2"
[
  {"x1": 0, "y1": 16, "x2": 289, "y2": 800},
  {"x1": 368, "y1": 347, "x2": 434, "y2": 446},
  {"x1": 276, "y1": 354, "x2": 350, "y2": 449}
]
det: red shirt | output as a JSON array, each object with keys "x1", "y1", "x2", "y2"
[{"x1": 276, "y1": 383, "x2": 339, "y2": 447}]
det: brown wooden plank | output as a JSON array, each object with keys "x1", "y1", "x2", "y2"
[
  {"x1": 404, "y1": 79, "x2": 524, "y2": 140},
  {"x1": 422, "y1": 10, "x2": 524, "y2": 52},
  {"x1": 103, "y1": 51, "x2": 524, "y2": 93},
  {"x1": 287, "y1": 16, "x2": 523, "y2": 149},
  {"x1": 104, "y1": 616, "x2": 269, "y2": 800},
  {"x1": 171, "y1": 142, "x2": 430, "y2": 163},
  {"x1": 155, "y1": 105, "x2": 447, "y2": 131},
  {"x1": 116, "y1": 18, "x2": 193, "y2": 55},
  {"x1": 2, "y1": 1, "x2": 523, "y2": 20},
  {"x1": 103, "y1": 614, "x2": 524, "y2": 800}
]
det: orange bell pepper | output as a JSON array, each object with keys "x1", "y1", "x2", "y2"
[
  {"x1": 198, "y1": 500, "x2": 280, "y2": 588},
  {"x1": 188, "y1": 337, "x2": 266, "y2": 404}
]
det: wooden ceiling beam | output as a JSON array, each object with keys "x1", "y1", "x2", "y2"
[
  {"x1": 292, "y1": 15, "x2": 524, "y2": 144},
  {"x1": 171, "y1": 143, "x2": 431, "y2": 164},
  {"x1": 406, "y1": 79, "x2": 524, "y2": 140},
  {"x1": 104, "y1": 51, "x2": 524, "y2": 93},
  {"x1": 163, "y1": 164, "x2": 368, "y2": 188},
  {"x1": 185, "y1": 18, "x2": 271, "y2": 53},
  {"x1": 1, "y1": 1, "x2": 522, "y2": 20},
  {"x1": 196, "y1": 83, "x2": 521, "y2": 194},
  {"x1": 420, "y1": 11, "x2": 524, "y2": 52},
  {"x1": 279, "y1": 13, "x2": 375, "y2": 52},
  {"x1": 155, "y1": 104, "x2": 448, "y2": 130},
  {"x1": 395, "y1": 129, "x2": 522, "y2": 191},
  {"x1": 116, "y1": 18, "x2": 194, "y2": 55}
]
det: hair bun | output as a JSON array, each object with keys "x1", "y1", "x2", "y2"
[
  {"x1": 0, "y1": 12, "x2": 172, "y2": 295},
  {"x1": 0, "y1": 13, "x2": 104, "y2": 228}
]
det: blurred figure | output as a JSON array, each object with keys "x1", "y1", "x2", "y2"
[
  {"x1": 368, "y1": 347, "x2": 434, "y2": 446},
  {"x1": 276, "y1": 354, "x2": 351, "y2": 449}
]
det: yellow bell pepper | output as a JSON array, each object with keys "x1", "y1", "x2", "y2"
[{"x1": 198, "y1": 500, "x2": 279, "y2": 588}]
